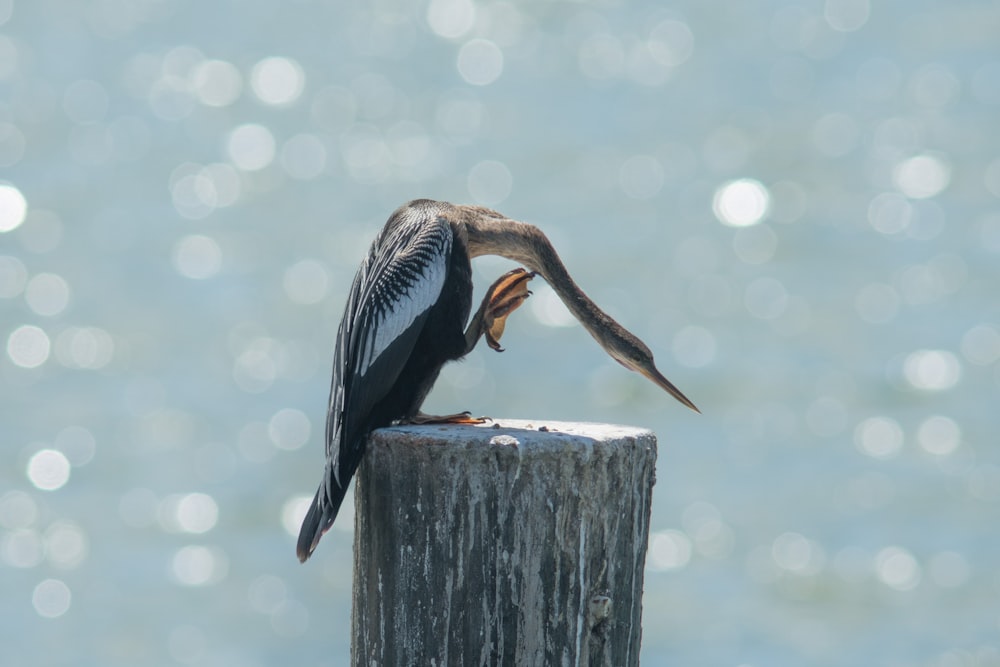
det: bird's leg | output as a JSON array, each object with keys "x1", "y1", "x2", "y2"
[
  {"x1": 465, "y1": 268, "x2": 536, "y2": 353},
  {"x1": 406, "y1": 411, "x2": 490, "y2": 425},
  {"x1": 411, "y1": 270, "x2": 533, "y2": 427}
]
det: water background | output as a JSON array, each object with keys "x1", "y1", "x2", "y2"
[{"x1": 2, "y1": 0, "x2": 999, "y2": 665}]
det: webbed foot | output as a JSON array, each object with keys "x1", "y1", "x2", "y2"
[
  {"x1": 406, "y1": 411, "x2": 491, "y2": 425},
  {"x1": 481, "y1": 268, "x2": 536, "y2": 352}
]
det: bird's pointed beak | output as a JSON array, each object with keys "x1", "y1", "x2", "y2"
[{"x1": 637, "y1": 365, "x2": 701, "y2": 413}]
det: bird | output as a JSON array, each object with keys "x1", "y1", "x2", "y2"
[{"x1": 296, "y1": 199, "x2": 698, "y2": 562}]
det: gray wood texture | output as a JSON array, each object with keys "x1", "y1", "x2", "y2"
[{"x1": 351, "y1": 419, "x2": 658, "y2": 667}]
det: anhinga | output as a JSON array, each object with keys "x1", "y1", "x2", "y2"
[{"x1": 296, "y1": 199, "x2": 698, "y2": 562}]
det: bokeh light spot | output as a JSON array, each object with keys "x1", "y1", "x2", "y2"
[
  {"x1": 170, "y1": 166, "x2": 211, "y2": 220},
  {"x1": 0, "y1": 255, "x2": 28, "y2": 297},
  {"x1": 54, "y1": 326, "x2": 115, "y2": 370},
  {"x1": 283, "y1": 259, "x2": 329, "y2": 305},
  {"x1": 170, "y1": 162, "x2": 241, "y2": 220},
  {"x1": 147, "y1": 75, "x2": 196, "y2": 122},
  {"x1": 233, "y1": 337, "x2": 281, "y2": 394},
  {"x1": 854, "y1": 416, "x2": 904, "y2": 459},
  {"x1": 0, "y1": 182, "x2": 28, "y2": 232},
  {"x1": 672, "y1": 326, "x2": 716, "y2": 368},
  {"x1": 427, "y1": 0, "x2": 476, "y2": 39},
  {"x1": 713, "y1": 179, "x2": 770, "y2": 227},
  {"x1": 268, "y1": 408, "x2": 311, "y2": 451},
  {"x1": 529, "y1": 284, "x2": 575, "y2": 328},
  {"x1": 250, "y1": 57, "x2": 305, "y2": 107},
  {"x1": 457, "y1": 39, "x2": 504, "y2": 86},
  {"x1": 54, "y1": 426, "x2": 97, "y2": 467},
  {"x1": 32, "y1": 579, "x2": 72, "y2": 618},
  {"x1": 626, "y1": 41, "x2": 675, "y2": 87},
  {"x1": 227, "y1": 124, "x2": 276, "y2": 171},
  {"x1": 647, "y1": 529, "x2": 692, "y2": 571},
  {"x1": 682, "y1": 501, "x2": 734, "y2": 560},
  {"x1": 3, "y1": 529, "x2": 43, "y2": 568},
  {"x1": 45, "y1": 521, "x2": 88, "y2": 569},
  {"x1": 173, "y1": 235, "x2": 222, "y2": 280},
  {"x1": 192, "y1": 59, "x2": 242, "y2": 107},
  {"x1": 960, "y1": 325, "x2": 1000, "y2": 365},
  {"x1": 916, "y1": 416, "x2": 960, "y2": 456},
  {"x1": 647, "y1": 20, "x2": 694, "y2": 67},
  {"x1": 894, "y1": 154, "x2": 950, "y2": 199},
  {"x1": 875, "y1": 546, "x2": 921, "y2": 591},
  {"x1": 868, "y1": 192, "x2": 912, "y2": 235},
  {"x1": 771, "y1": 532, "x2": 825, "y2": 575},
  {"x1": 902, "y1": 349, "x2": 960, "y2": 391},
  {"x1": 173, "y1": 493, "x2": 220, "y2": 534},
  {"x1": 0, "y1": 490, "x2": 38, "y2": 530},
  {"x1": 27, "y1": 449, "x2": 71, "y2": 491},
  {"x1": 7, "y1": 325, "x2": 51, "y2": 368},
  {"x1": 171, "y1": 545, "x2": 227, "y2": 586},
  {"x1": 25, "y1": 273, "x2": 70, "y2": 317},
  {"x1": 824, "y1": 0, "x2": 870, "y2": 32},
  {"x1": 281, "y1": 495, "x2": 313, "y2": 538}
]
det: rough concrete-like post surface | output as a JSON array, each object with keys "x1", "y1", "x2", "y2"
[{"x1": 351, "y1": 419, "x2": 658, "y2": 667}]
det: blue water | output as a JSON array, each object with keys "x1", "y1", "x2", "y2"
[{"x1": 3, "y1": 0, "x2": 999, "y2": 665}]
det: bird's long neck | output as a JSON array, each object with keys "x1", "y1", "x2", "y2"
[
  {"x1": 460, "y1": 209, "x2": 625, "y2": 356},
  {"x1": 456, "y1": 204, "x2": 699, "y2": 412}
]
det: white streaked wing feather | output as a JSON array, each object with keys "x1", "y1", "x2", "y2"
[
  {"x1": 361, "y1": 255, "x2": 446, "y2": 375},
  {"x1": 325, "y1": 207, "x2": 452, "y2": 479}
]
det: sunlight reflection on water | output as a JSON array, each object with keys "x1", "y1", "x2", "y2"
[{"x1": 2, "y1": 1, "x2": 999, "y2": 665}]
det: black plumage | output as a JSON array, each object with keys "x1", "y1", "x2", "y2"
[
  {"x1": 297, "y1": 199, "x2": 697, "y2": 562},
  {"x1": 297, "y1": 201, "x2": 475, "y2": 561}
]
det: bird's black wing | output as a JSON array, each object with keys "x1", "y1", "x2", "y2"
[
  {"x1": 330, "y1": 206, "x2": 453, "y2": 478},
  {"x1": 298, "y1": 203, "x2": 452, "y2": 560}
]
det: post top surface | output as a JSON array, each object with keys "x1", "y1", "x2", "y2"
[{"x1": 369, "y1": 418, "x2": 655, "y2": 453}]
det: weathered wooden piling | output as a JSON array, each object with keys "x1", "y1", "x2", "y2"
[{"x1": 351, "y1": 419, "x2": 658, "y2": 666}]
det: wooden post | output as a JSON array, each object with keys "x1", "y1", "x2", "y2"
[{"x1": 351, "y1": 419, "x2": 658, "y2": 667}]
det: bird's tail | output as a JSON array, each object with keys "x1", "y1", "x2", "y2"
[{"x1": 296, "y1": 470, "x2": 351, "y2": 563}]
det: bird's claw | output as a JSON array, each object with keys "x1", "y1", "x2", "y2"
[
  {"x1": 407, "y1": 411, "x2": 492, "y2": 425},
  {"x1": 483, "y1": 268, "x2": 536, "y2": 352}
]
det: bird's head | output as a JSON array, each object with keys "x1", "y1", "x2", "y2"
[{"x1": 606, "y1": 333, "x2": 700, "y2": 413}]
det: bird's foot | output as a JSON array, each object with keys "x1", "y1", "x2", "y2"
[
  {"x1": 482, "y1": 268, "x2": 536, "y2": 352},
  {"x1": 406, "y1": 411, "x2": 491, "y2": 425}
]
